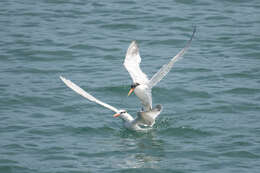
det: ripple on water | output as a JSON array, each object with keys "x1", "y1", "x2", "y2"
[
  {"x1": 26, "y1": 124, "x2": 117, "y2": 137},
  {"x1": 160, "y1": 126, "x2": 212, "y2": 138},
  {"x1": 63, "y1": 125, "x2": 117, "y2": 136}
]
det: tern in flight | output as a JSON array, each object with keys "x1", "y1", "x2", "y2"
[
  {"x1": 60, "y1": 76, "x2": 162, "y2": 131},
  {"x1": 124, "y1": 27, "x2": 196, "y2": 111}
]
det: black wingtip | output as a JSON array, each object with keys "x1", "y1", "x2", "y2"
[
  {"x1": 190, "y1": 25, "x2": 196, "y2": 42},
  {"x1": 183, "y1": 25, "x2": 196, "y2": 49},
  {"x1": 154, "y1": 104, "x2": 163, "y2": 111}
]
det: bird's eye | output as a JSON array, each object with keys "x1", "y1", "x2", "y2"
[{"x1": 130, "y1": 85, "x2": 134, "y2": 88}]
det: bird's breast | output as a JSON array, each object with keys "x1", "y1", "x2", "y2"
[
  {"x1": 134, "y1": 84, "x2": 152, "y2": 111},
  {"x1": 134, "y1": 84, "x2": 148, "y2": 98}
]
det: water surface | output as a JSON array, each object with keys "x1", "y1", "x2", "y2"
[{"x1": 1, "y1": 0, "x2": 260, "y2": 172}]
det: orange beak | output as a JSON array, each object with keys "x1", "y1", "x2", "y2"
[
  {"x1": 128, "y1": 88, "x2": 134, "y2": 96},
  {"x1": 113, "y1": 113, "x2": 121, "y2": 117}
]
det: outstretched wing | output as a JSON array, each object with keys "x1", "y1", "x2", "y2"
[
  {"x1": 60, "y1": 76, "x2": 119, "y2": 113},
  {"x1": 148, "y1": 26, "x2": 196, "y2": 89},
  {"x1": 124, "y1": 41, "x2": 149, "y2": 84}
]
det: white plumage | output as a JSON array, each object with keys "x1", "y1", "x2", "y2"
[
  {"x1": 124, "y1": 27, "x2": 196, "y2": 111},
  {"x1": 60, "y1": 76, "x2": 161, "y2": 131}
]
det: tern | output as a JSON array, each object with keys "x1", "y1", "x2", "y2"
[
  {"x1": 60, "y1": 76, "x2": 162, "y2": 131},
  {"x1": 124, "y1": 27, "x2": 196, "y2": 111}
]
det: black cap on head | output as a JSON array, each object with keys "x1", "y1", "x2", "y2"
[{"x1": 130, "y1": 83, "x2": 140, "y2": 89}]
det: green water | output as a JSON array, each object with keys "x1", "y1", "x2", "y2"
[{"x1": 1, "y1": 0, "x2": 260, "y2": 172}]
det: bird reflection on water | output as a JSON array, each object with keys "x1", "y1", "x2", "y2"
[{"x1": 116, "y1": 130, "x2": 165, "y2": 169}]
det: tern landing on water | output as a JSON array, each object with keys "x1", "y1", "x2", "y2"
[
  {"x1": 124, "y1": 26, "x2": 196, "y2": 111},
  {"x1": 60, "y1": 76, "x2": 162, "y2": 131}
]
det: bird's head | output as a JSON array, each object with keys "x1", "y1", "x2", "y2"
[
  {"x1": 113, "y1": 109, "x2": 133, "y2": 122},
  {"x1": 113, "y1": 109, "x2": 127, "y2": 118},
  {"x1": 128, "y1": 83, "x2": 140, "y2": 96}
]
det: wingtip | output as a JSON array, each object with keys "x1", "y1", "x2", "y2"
[
  {"x1": 154, "y1": 104, "x2": 163, "y2": 112},
  {"x1": 182, "y1": 25, "x2": 196, "y2": 50},
  {"x1": 192, "y1": 25, "x2": 197, "y2": 34},
  {"x1": 190, "y1": 25, "x2": 196, "y2": 42},
  {"x1": 130, "y1": 40, "x2": 138, "y2": 49},
  {"x1": 60, "y1": 76, "x2": 65, "y2": 81},
  {"x1": 131, "y1": 40, "x2": 137, "y2": 44},
  {"x1": 127, "y1": 40, "x2": 139, "y2": 56}
]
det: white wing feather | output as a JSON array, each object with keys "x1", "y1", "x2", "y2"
[
  {"x1": 60, "y1": 76, "x2": 119, "y2": 113},
  {"x1": 124, "y1": 41, "x2": 149, "y2": 84},
  {"x1": 148, "y1": 26, "x2": 196, "y2": 88}
]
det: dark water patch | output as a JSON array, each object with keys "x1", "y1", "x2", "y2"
[
  {"x1": 221, "y1": 0, "x2": 252, "y2": 4},
  {"x1": 205, "y1": 15, "x2": 230, "y2": 21},
  {"x1": 232, "y1": 141, "x2": 254, "y2": 147},
  {"x1": 13, "y1": 95, "x2": 62, "y2": 108},
  {"x1": 26, "y1": 127, "x2": 62, "y2": 137},
  {"x1": 2, "y1": 144, "x2": 25, "y2": 151},
  {"x1": 52, "y1": 104, "x2": 80, "y2": 113},
  {"x1": 29, "y1": 113, "x2": 49, "y2": 119},
  {"x1": 155, "y1": 38, "x2": 187, "y2": 47},
  {"x1": 37, "y1": 146, "x2": 65, "y2": 155},
  {"x1": 95, "y1": 86, "x2": 129, "y2": 95},
  {"x1": 232, "y1": 102, "x2": 260, "y2": 112},
  {"x1": 232, "y1": 43, "x2": 259, "y2": 51},
  {"x1": 189, "y1": 100, "x2": 243, "y2": 114},
  {"x1": 244, "y1": 37, "x2": 260, "y2": 43},
  {"x1": 4, "y1": 67, "x2": 61, "y2": 74},
  {"x1": 24, "y1": 142, "x2": 38, "y2": 148},
  {"x1": 76, "y1": 150, "x2": 123, "y2": 158},
  {"x1": 155, "y1": 87, "x2": 212, "y2": 101},
  {"x1": 221, "y1": 150, "x2": 260, "y2": 159},
  {"x1": 100, "y1": 23, "x2": 139, "y2": 30},
  {"x1": 242, "y1": 52, "x2": 260, "y2": 59},
  {"x1": 222, "y1": 87, "x2": 260, "y2": 95},
  {"x1": 210, "y1": 105, "x2": 239, "y2": 114},
  {"x1": 60, "y1": 125, "x2": 117, "y2": 136},
  {"x1": 169, "y1": 150, "x2": 217, "y2": 160},
  {"x1": 0, "y1": 159, "x2": 18, "y2": 164},
  {"x1": 222, "y1": 72, "x2": 254, "y2": 79},
  {"x1": 0, "y1": 125, "x2": 29, "y2": 133},
  {"x1": 70, "y1": 44, "x2": 120, "y2": 52},
  {"x1": 114, "y1": 168, "x2": 184, "y2": 173},
  {"x1": 114, "y1": 1, "x2": 136, "y2": 5},
  {"x1": 218, "y1": 36, "x2": 234, "y2": 41},
  {"x1": 0, "y1": 165, "x2": 35, "y2": 173},
  {"x1": 161, "y1": 17, "x2": 188, "y2": 23},
  {"x1": 176, "y1": 67, "x2": 213, "y2": 73},
  {"x1": 103, "y1": 54, "x2": 118, "y2": 60},
  {"x1": 8, "y1": 49, "x2": 75, "y2": 62},
  {"x1": 186, "y1": 74, "x2": 222, "y2": 85},
  {"x1": 41, "y1": 155, "x2": 77, "y2": 161}
]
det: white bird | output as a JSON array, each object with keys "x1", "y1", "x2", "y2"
[
  {"x1": 124, "y1": 27, "x2": 196, "y2": 111},
  {"x1": 59, "y1": 76, "x2": 162, "y2": 131}
]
